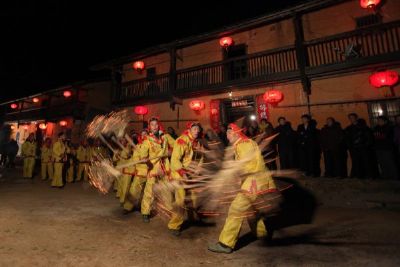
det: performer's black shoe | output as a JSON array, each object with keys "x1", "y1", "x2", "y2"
[
  {"x1": 169, "y1": 229, "x2": 180, "y2": 237},
  {"x1": 208, "y1": 242, "x2": 233, "y2": 254},
  {"x1": 142, "y1": 215, "x2": 150, "y2": 223}
]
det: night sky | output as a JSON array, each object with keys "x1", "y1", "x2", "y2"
[{"x1": 0, "y1": 0, "x2": 306, "y2": 102}]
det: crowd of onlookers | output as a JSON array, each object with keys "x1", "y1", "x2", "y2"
[{"x1": 215, "y1": 113, "x2": 400, "y2": 180}]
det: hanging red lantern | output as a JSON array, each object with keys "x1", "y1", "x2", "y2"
[
  {"x1": 189, "y1": 100, "x2": 205, "y2": 111},
  {"x1": 133, "y1": 61, "x2": 145, "y2": 72},
  {"x1": 134, "y1": 106, "x2": 148, "y2": 115},
  {"x1": 360, "y1": 0, "x2": 381, "y2": 9},
  {"x1": 32, "y1": 97, "x2": 40, "y2": 103},
  {"x1": 10, "y1": 103, "x2": 18, "y2": 109},
  {"x1": 263, "y1": 90, "x2": 284, "y2": 104},
  {"x1": 59, "y1": 120, "x2": 67, "y2": 127},
  {"x1": 219, "y1": 37, "x2": 233, "y2": 48},
  {"x1": 39, "y1": 123, "x2": 47, "y2": 130},
  {"x1": 369, "y1": 70, "x2": 399, "y2": 88},
  {"x1": 63, "y1": 90, "x2": 72, "y2": 98}
]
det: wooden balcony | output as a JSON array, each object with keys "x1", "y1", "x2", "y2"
[{"x1": 114, "y1": 20, "x2": 400, "y2": 105}]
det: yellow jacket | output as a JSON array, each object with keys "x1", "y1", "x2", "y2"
[
  {"x1": 21, "y1": 141, "x2": 37, "y2": 157},
  {"x1": 132, "y1": 143, "x2": 148, "y2": 177},
  {"x1": 164, "y1": 133, "x2": 176, "y2": 155},
  {"x1": 233, "y1": 137, "x2": 276, "y2": 193},
  {"x1": 76, "y1": 146, "x2": 90, "y2": 163},
  {"x1": 90, "y1": 146, "x2": 109, "y2": 161},
  {"x1": 52, "y1": 140, "x2": 66, "y2": 162},
  {"x1": 41, "y1": 146, "x2": 52, "y2": 163},
  {"x1": 170, "y1": 132, "x2": 202, "y2": 180},
  {"x1": 139, "y1": 132, "x2": 169, "y2": 177},
  {"x1": 114, "y1": 145, "x2": 132, "y2": 174}
]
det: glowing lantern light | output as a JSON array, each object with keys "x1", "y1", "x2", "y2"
[
  {"x1": 369, "y1": 70, "x2": 399, "y2": 88},
  {"x1": 59, "y1": 120, "x2": 67, "y2": 127},
  {"x1": 23, "y1": 125, "x2": 29, "y2": 130},
  {"x1": 32, "y1": 97, "x2": 40, "y2": 103},
  {"x1": 10, "y1": 103, "x2": 18, "y2": 109},
  {"x1": 360, "y1": 0, "x2": 381, "y2": 9},
  {"x1": 263, "y1": 90, "x2": 284, "y2": 104},
  {"x1": 10, "y1": 125, "x2": 16, "y2": 130},
  {"x1": 211, "y1": 108, "x2": 218, "y2": 115},
  {"x1": 189, "y1": 100, "x2": 205, "y2": 111},
  {"x1": 39, "y1": 123, "x2": 47, "y2": 130},
  {"x1": 133, "y1": 61, "x2": 145, "y2": 72},
  {"x1": 134, "y1": 106, "x2": 148, "y2": 115},
  {"x1": 219, "y1": 37, "x2": 233, "y2": 48},
  {"x1": 63, "y1": 90, "x2": 72, "y2": 98}
]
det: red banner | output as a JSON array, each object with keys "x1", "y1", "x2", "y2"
[
  {"x1": 256, "y1": 94, "x2": 269, "y2": 120},
  {"x1": 210, "y1": 99, "x2": 220, "y2": 131}
]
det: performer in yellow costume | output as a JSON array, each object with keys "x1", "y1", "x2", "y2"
[
  {"x1": 76, "y1": 139, "x2": 90, "y2": 181},
  {"x1": 168, "y1": 122, "x2": 203, "y2": 236},
  {"x1": 208, "y1": 123, "x2": 277, "y2": 253},
  {"x1": 41, "y1": 138, "x2": 53, "y2": 180},
  {"x1": 21, "y1": 133, "x2": 37, "y2": 179},
  {"x1": 115, "y1": 138, "x2": 133, "y2": 204},
  {"x1": 65, "y1": 140, "x2": 76, "y2": 183},
  {"x1": 123, "y1": 130, "x2": 148, "y2": 213},
  {"x1": 139, "y1": 117, "x2": 169, "y2": 223},
  {"x1": 52, "y1": 133, "x2": 66, "y2": 188}
]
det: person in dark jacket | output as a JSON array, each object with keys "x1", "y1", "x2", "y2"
[
  {"x1": 297, "y1": 115, "x2": 321, "y2": 177},
  {"x1": 345, "y1": 114, "x2": 377, "y2": 179},
  {"x1": 218, "y1": 124, "x2": 229, "y2": 147},
  {"x1": 275, "y1": 117, "x2": 297, "y2": 169},
  {"x1": 373, "y1": 116, "x2": 399, "y2": 180},
  {"x1": 260, "y1": 120, "x2": 277, "y2": 170},
  {"x1": 320, "y1": 117, "x2": 347, "y2": 177},
  {"x1": 5, "y1": 138, "x2": 19, "y2": 168}
]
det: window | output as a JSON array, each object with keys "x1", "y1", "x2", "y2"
[
  {"x1": 368, "y1": 99, "x2": 400, "y2": 126},
  {"x1": 223, "y1": 44, "x2": 248, "y2": 81},
  {"x1": 146, "y1": 67, "x2": 156, "y2": 81},
  {"x1": 355, "y1": 14, "x2": 382, "y2": 28}
]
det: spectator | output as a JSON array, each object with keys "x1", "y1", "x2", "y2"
[
  {"x1": 218, "y1": 124, "x2": 229, "y2": 147},
  {"x1": 320, "y1": 117, "x2": 347, "y2": 177},
  {"x1": 373, "y1": 116, "x2": 399, "y2": 180},
  {"x1": 297, "y1": 115, "x2": 321, "y2": 177},
  {"x1": 275, "y1": 117, "x2": 297, "y2": 169},
  {"x1": 345, "y1": 114, "x2": 377, "y2": 179},
  {"x1": 167, "y1": 127, "x2": 178, "y2": 140},
  {"x1": 260, "y1": 120, "x2": 277, "y2": 170},
  {"x1": 5, "y1": 138, "x2": 19, "y2": 168},
  {"x1": 246, "y1": 120, "x2": 259, "y2": 138}
]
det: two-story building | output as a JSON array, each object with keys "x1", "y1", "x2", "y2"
[
  {"x1": 0, "y1": 79, "x2": 111, "y2": 146},
  {"x1": 97, "y1": 0, "x2": 400, "y2": 133}
]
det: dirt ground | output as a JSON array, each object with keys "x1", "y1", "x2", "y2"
[{"x1": 1, "y1": 167, "x2": 400, "y2": 267}]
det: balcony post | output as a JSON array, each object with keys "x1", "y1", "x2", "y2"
[{"x1": 293, "y1": 14, "x2": 311, "y2": 96}]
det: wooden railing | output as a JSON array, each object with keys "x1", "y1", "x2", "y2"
[
  {"x1": 118, "y1": 74, "x2": 170, "y2": 102},
  {"x1": 306, "y1": 20, "x2": 400, "y2": 67}
]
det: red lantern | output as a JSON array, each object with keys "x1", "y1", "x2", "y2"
[
  {"x1": 219, "y1": 37, "x2": 233, "y2": 48},
  {"x1": 59, "y1": 120, "x2": 67, "y2": 127},
  {"x1": 263, "y1": 90, "x2": 283, "y2": 104},
  {"x1": 360, "y1": 0, "x2": 381, "y2": 9},
  {"x1": 134, "y1": 106, "x2": 148, "y2": 115},
  {"x1": 189, "y1": 100, "x2": 205, "y2": 111},
  {"x1": 369, "y1": 70, "x2": 399, "y2": 88},
  {"x1": 133, "y1": 61, "x2": 145, "y2": 72},
  {"x1": 39, "y1": 123, "x2": 47, "y2": 130},
  {"x1": 10, "y1": 103, "x2": 18, "y2": 109},
  {"x1": 32, "y1": 97, "x2": 40, "y2": 103},
  {"x1": 63, "y1": 90, "x2": 72, "y2": 98}
]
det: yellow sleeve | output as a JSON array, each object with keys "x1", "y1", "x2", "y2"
[
  {"x1": 237, "y1": 141, "x2": 258, "y2": 173},
  {"x1": 53, "y1": 142, "x2": 65, "y2": 161},
  {"x1": 21, "y1": 143, "x2": 27, "y2": 156},
  {"x1": 139, "y1": 139, "x2": 150, "y2": 160},
  {"x1": 170, "y1": 137, "x2": 188, "y2": 179}
]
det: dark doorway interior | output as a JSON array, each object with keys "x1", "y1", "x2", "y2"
[{"x1": 221, "y1": 96, "x2": 256, "y2": 127}]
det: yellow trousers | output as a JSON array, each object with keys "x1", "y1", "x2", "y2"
[
  {"x1": 66, "y1": 164, "x2": 74, "y2": 183},
  {"x1": 118, "y1": 174, "x2": 133, "y2": 204},
  {"x1": 23, "y1": 157, "x2": 35, "y2": 178},
  {"x1": 52, "y1": 163, "x2": 64, "y2": 187},
  {"x1": 123, "y1": 176, "x2": 146, "y2": 211},
  {"x1": 167, "y1": 182, "x2": 198, "y2": 230},
  {"x1": 218, "y1": 192, "x2": 267, "y2": 249},
  {"x1": 41, "y1": 163, "x2": 53, "y2": 180},
  {"x1": 76, "y1": 163, "x2": 88, "y2": 181},
  {"x1": 141, "y1": 176, "x2": 157, "y2": 215}
]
